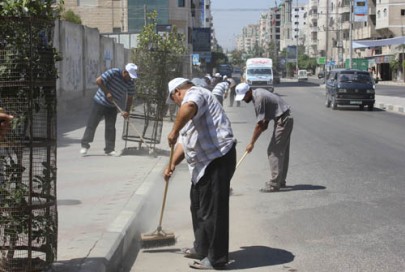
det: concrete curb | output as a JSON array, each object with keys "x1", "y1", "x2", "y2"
[
  {"x1": 80, "y1": 157, "x2": 167, "y2": 272},
  {"x1": 75, "y1": 156, "x2": 167, "y2": 272}
]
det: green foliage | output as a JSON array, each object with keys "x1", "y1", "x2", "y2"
[
  {"x1": 0, "y1": 0, "x2": 59, "y2": 268},
  {"x1": 133, "y1": 11, "x2": 187, "y2": 118},
  {"x1": 229, "y1": 50, "x2": 244, "y2": 68},
  {"x1": 61, "y1": 9, "x2": 82, "y2": 24},
  {"x1": 0, "y1": 0, "x2": 63, "y2": 18}
]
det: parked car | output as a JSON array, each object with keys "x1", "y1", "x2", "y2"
[
  {"x1": 325, "y1": 69, "x2": 375, "y2": 111},
  {"x1": 318, "y1": 71, "x2": 325, "y2": 79},
  {"x1": 297, "y1": 70, "x2": 308, "y2": 81}
]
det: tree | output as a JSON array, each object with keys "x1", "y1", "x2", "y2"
[
  {"x1": 132, "y1": 10, "x2": 187, "y2": 137},
  {"x1": 229, "y1": 50, "x2": 245, "y2": 68},
  {"x1": 61, "y1": 9, "x2": 82, "y2": 24}
]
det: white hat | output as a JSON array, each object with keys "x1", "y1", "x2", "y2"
[
  {"x1": 235, "y1": 83, "x2": 250, "y2": 101},
  {"x1": 223, "y1": 75, "x2": 228, "y2": 80},
  {"x1": 125, "y1": 63, "x2": 138, "y2": 79},
  {"x1": 166, "y1": 77, "x2": 190, "y2": 104},
  {"x1": 214, "y1": 73, "x2": 221, "y2": 78}
]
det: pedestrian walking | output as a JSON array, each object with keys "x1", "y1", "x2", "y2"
[
  {"x1": 80, "y1": 63, "x2": 137, "y2": 156},
  {"x1": 164, "y1": 77, "x2": 237, "y2": 270},
  {"x1": 235, "y1": 82, "x2": 293, "y2": 192}
]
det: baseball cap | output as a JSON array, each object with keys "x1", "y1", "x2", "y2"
[
  {"x1": 125, "y1": 63, "x2": 138, "y2": 79},
  {"x1": 166, "y1": 77, "x2": 190, "y2": 104},
  {"x1": 214, "y1": 73, "x2": 221, "y2": 78},
  {"x1": 235, "y1": 83, "x2": 250, "y2": 101}
]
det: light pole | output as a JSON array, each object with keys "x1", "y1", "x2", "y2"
[
  {"x1": 349, "y1": 0, "x2": 353, "y2": 69},
  {"x1": 296, "y1": 0, "x2": 299, "y2": 73}
]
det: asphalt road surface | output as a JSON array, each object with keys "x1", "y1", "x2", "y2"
[{"x1": 130, "y1": 82, "x2": 405, "y2": 271}]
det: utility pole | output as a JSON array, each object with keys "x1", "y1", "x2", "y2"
[
  {"x1": 349, "y1": 0, "x2": 353, "y2": 69},
  {"x1": 325, "y1": 0, "x2": 329, "y2": 72},
  {"x1": 296, "y1": 0, "x2": 299, "y2": 73}
]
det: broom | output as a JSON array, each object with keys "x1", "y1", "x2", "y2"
[{"x1": 140, "y1": 145, "x2": 176, "y2": 248}]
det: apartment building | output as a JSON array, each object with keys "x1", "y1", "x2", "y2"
[{"x1": 63, "y1": 0, "x2": 211, "y2": 49}]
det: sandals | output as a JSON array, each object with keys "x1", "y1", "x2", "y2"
[
  {"x1": 189, "y1": 257, "x2": 227, "y2": 270},
  {"x1": 260, "y1": 185, "x2": 279, "y2": 192},
  {"x1": 181, "y1": 247, "x2": 203, "y2": 260}
]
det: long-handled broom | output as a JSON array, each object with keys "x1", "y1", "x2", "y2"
[{"x1": 140, "y1": 145, "x2": 176, "y2": 248}]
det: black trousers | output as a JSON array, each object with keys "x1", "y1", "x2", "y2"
[
  {"x1": 190, "y1": 143, "x2": 236, "y2": 266},
  {"x1": 81, "y1": 101, "x2": 117, "y2": 153}
]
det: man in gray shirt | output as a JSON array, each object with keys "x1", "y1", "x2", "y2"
[{"x1": 235, "y1": 83, "x2": 293, "y2": 192}]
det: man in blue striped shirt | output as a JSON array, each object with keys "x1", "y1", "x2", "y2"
[
  {"x1": 164, "y1": 77, "x2": 237, "y2": 270},
  {"x1": 80, "y1": 63, "x2": 137, "y2": 156}
]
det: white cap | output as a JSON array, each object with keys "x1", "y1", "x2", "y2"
[
  {"x1": 214, "y1": 73, "x2": 221, "y2": 78},
  {"x1": 166, "y1": 77, "x2": 190, "y2": 104},
  {"x1": 125, "y1": 63, "x2": 138, "y2": 79},
  {"x1": 235, "y1": 82, "x2": 250, "y2": 101}
]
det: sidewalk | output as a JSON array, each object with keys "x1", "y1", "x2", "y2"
[{"x1": 51, "y1": 105, "x2": 174, "y2": 272}]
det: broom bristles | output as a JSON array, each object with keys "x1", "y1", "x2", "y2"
[{"x1": 140, "y1": 230, "x2": 176, "y2": 248}]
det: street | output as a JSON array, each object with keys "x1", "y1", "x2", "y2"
[{"x1": 131, "y1": 81, "x2": 405, "y2": 271}]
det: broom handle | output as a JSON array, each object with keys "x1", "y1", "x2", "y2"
[
  {"x1": 236, "y1": 150, "x2": 248, "y2": 169},
  {"x1": 111, "y1": 100, "x2": 150, "y2": 149},
  {"x1": 158, "y1": 145, "x2": 174, "y2": 228}
]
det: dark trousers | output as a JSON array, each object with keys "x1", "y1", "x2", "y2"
[
  {"x1": 190, "y1": 143, "x2": 236, "y2": 266},
  {"x1": 81, "y1": 101, "x2": 117, "y2": 153}
]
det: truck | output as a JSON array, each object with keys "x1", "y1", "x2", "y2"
[{"x1": 244, "y1": 58, "x2": 274, "y2": 92}]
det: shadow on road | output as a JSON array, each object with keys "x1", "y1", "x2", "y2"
[
  {"x1": 227, "y1": 245, "x2": 294, "y2": 270},
  {"x1": 282, "y1": 184, "x2": 326, "y2": 192}
]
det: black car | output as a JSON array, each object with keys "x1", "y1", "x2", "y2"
[
  {"x1": 325, "y1": 69, "x2": 375, "y2": 111},
  {"x1": 318, "y1": 71, "x2": 325, "y2": 79}
]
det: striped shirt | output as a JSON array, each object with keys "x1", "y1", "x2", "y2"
[
  {"x1": 180, "y1": 86, "x2": 236, "y2": 184},
  {"x1": 94, "y1": 68, "x2": 135, "y2": 109},
  {"x1": 211, "y1": 81, "x2": 230, "y2": 97}
]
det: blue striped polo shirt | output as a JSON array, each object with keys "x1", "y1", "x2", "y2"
[{"x1": 94, "y1": 68, "x2": 135, "y2": 109}]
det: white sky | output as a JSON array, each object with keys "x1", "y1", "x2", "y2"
[{"x1": 211, "y1": 0, "x2": 308, "y2": 51}]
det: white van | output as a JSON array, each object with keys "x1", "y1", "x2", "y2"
[
  {"x1": 244, "y1": 58, "x2": 274, "y2": 92},
  {"x1": 297, "y1": 70, "x2": 308, "y2": 81}
]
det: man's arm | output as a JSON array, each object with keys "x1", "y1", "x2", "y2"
[
  {"x1": 96, "y1": 76, "x2": 113, "y2": 101},
  {"x1": 246, "y1": 120, "x2": 269, "y2": 153},
  {"x1": 167, "y1": 101, "x2": 197, "y2": 146},
  {"x1": 121, "y1": 95, "x2": 133, "y2": 118}
]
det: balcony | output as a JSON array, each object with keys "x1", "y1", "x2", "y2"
[{"x1": 310, "y1": 0, "x2": 317, "y2": 9}]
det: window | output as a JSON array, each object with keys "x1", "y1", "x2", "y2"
[
  {"x1": 383, "y1": 8, "x2": 387, "y2": 17},
  {"x1": 401, "y1": 9, "x2": 405, "y2": 16},
  {"x1": 377, "y1": 10, "x2": 380, "y2": 19},
  {"x1": 178, "y1": 0, "x2": 185, "y2": 7}
]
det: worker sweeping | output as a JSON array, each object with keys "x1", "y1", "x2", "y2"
[{"x1": 164, "y1": 78, "x2": 237, "y2": 270}]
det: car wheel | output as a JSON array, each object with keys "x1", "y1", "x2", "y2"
[
  {"x1": 368, "y1": 104, "x2": 374, "y2": 111},
  {"x1": 325, "y1": 94, "x2": 331, "y2": 108},
  {"x1": 331, "y1": 96, "x2": 337, "y2": 110}
]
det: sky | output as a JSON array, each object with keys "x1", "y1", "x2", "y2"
[{"x1": 211, "y1": 0, "x2": 308, "y2": 51}]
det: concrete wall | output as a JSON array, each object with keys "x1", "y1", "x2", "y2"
[{"x1": 54, "y1": 20, "x2": 132, "y2": 113}]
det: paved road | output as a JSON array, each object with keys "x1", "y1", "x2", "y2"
[{"x1": 131, "y1": 84, "x2": 405, "y2": 271}]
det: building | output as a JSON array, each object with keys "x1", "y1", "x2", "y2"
[{"x1": 63, "y1": 0, "x2": 211, "y2": 49}]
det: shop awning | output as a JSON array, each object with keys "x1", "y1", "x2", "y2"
[{"x1": 352, "y1": 36, "x2": 405, "y2": 49}]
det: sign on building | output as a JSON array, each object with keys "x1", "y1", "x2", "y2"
[
  {"x1": 192, "y1": 28, "x2": 211, "y2": 52},
  {"x1": 353, "y1": 0, "x2": 368, "y2": 22}
]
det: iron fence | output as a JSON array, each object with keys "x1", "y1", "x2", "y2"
[{"x1": 0, "y1": 17, "x2": 57, "y2": 272}]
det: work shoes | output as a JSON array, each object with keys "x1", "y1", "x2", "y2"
[{"x1": 80, "y1": 147, "x2": 88, "y2": 156}]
